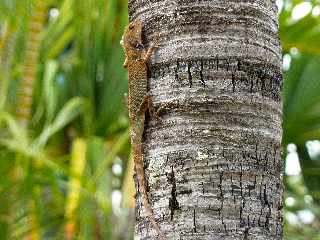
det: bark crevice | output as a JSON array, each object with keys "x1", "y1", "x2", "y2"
[{"x1": 167, "y1": 166, "x2": 180, "y2": 221}]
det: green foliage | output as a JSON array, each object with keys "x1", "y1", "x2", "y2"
[
  {"x1": 284, "y1": 54, "x2": 320, "y2": 144},
  {"x1": 280, "y1": 1, "x2": 320, "y2": 239},
  {"x1": 0, "y1": 0, "x2": 130, "y2": 239}
]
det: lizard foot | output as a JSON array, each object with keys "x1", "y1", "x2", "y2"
[{"x1": 156, "y1": 100, "x2": 179, "y2": 118}]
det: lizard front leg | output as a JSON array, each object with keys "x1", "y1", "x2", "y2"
[
  {"x1": 123, "y1": 57, "x2": 128, "y2": 68},
  {"x1": 142, "y1": 43, "x2": 157, "y2": 63}
]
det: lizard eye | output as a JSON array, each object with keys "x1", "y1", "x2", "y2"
[{"x1": 134, "y1": 43, "x2": 143, "y2": 51}]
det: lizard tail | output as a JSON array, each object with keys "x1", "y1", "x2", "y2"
[{"x1": 134, "y1": 146, "x2": 166, "y2": 240}]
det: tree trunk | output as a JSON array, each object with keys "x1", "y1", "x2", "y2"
[{"x1": 129, "y1": 0, "x2": 284, "y2": 239}]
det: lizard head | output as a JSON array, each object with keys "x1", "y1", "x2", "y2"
[{"x1": 121, "y1": 19, "x2": 143, "y2": 48}]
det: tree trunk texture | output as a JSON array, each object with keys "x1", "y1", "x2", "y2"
[{"x1": 129, "y1": 0, "x2": 284, "y2": 239}]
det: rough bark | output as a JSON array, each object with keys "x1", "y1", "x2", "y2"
[{"x1": 129, "y1": 0, "x2": 284, "y2": 239}]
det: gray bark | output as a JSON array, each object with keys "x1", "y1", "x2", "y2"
[{"x1": 130, "y1": 0, "x2": 284, "y2": 239}]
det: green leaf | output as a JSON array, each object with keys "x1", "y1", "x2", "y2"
[
  {"x1": 34, "y1": 97, "x2": 85, "y2": 148},
  {"x1": 283, "y1": 54, "x2": 320, "y2": 144},
  {"x1": 43, "y1": 60, "x2": 59, "y2": 122},
  {"x1": 280, "y1": 14, "x2": 320, "y2": 54},
  {"x1": 296, "y1": 145, "x2": 320, "y2": 204},
  {"x1": 0, "y1": 112, "x2": 28, "y2": 147}
]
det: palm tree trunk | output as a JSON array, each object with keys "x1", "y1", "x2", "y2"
[
  {"x1": 16, "y1": 0, "x2": 48, "y2": 127},
  {"x1": 16, "y1": 2, "x2": 48, "y2": 239},
  {"x1": 0, "y1": 21, "x2": 17, "y2": 109},
  {"x1": 129, "y1": 0, "x2": 284, "y2": 239}
]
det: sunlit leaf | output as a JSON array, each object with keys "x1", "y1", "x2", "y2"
[
  {"x1": 284, "y1": 54, "x2": 320, "y2": 144},
  {"x1": 34, "y1": 97, "x2": 85, "y2": 148}
]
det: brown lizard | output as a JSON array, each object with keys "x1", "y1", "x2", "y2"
[{"x1": 121, "y1": 19, "x2": 166, "y2": 240}]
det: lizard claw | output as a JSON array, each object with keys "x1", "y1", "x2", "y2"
[{"x1": 156, "y1": 100, "x2": 178, "y2": 117}]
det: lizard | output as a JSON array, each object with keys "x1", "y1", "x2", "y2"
[{"x1": 121, "y1": 19, "x2": 166, "y2": 240}]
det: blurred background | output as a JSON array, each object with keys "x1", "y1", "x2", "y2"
[{"x1": 0, "y1": 0, "x2": 319, "y2": 239}]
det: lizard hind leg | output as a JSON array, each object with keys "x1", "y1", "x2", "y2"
[
  {"x1": 138, "y1": 95, "x2": 163, "y2": 124},
  {"x1": 139, "y1": 95, "x2": 181, "y2": 125},
  {"x1": 155, "y1": 101, "x2": 179, "y2": 119}
]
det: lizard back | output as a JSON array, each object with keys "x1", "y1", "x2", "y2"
[{"x1": 127, "y1": 60, "x2": 148, "y2": 123}]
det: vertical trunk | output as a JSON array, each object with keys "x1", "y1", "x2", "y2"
[
  {"x1": 17, "y1": 3, "x2": 48, "y2": 239},
  {"x1": 16, "y1": 1, "x2": 48, "y2": 127},
  {"x1": 129, "y1": 0, "x2": 284, "y2": 239},
  {"x1": 0, "y1": 22, "x2": 17, "y2": 109}
]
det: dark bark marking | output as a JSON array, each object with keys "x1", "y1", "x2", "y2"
[
  {"x1": 265, "y1": 203, "x2": 272, "y2": 230},
  {"x1": 263, "y1": 184, "x2": 269, "y2": 206},
  {"x1": 167, "y1": 166, "x2": 180, "y2": 221},
  {"x1": 187, "y1": 61, "x2": 192, "y2": 88},
  {"x1": 244, "y1": 227, "x2": 250, "y2": 240},
  {"x1": 240, "y1": 171, "x2": 243, "y2": 198},
  {"x1": 219, "y1": 172, "x2": 224, "y2": 199},
  {"x1": 200, "y1": 59, "x2": 205, "y2": 86},
  {"x1": 164, "y1": 154, "x2": 169, "y2": 168},
  {"x1": 193, "y1": 209, "x2": 197, "y2": 233},
  {"x1": 150, "y1": 57, "x2": 282, "y2": 101},
  {"x1": 201, "y1": 182, "x2": 205, "y2": 194},
  {"x1": 258, "y1": 207, "x2": 263, "y2": 227},
  {"x1": 232, "y1": 73, "x2": 236, "y2": 92},
  {"x1": 179, "y1": 189, "x2": 192, "y2": 195},
  {"x1": 240, "y1": 202, "x2": 244, "y2": 227}
]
